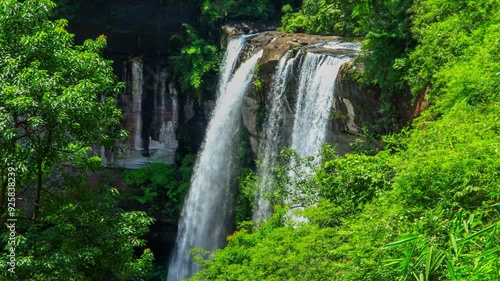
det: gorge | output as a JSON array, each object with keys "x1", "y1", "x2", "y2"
[
  {"x1": 166, "y1": 31, "x2": 368, "y2": 279},
  {"x1": 2, "y1": 1, "x2": 497, "y2": 280},
  {"x1": 105, "y1": 28, "x2": 379, "y2": 279}
]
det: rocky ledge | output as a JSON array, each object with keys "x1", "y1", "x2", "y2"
[{"x1": 231, "y1": 30, "x2": 377, "y2": 156}]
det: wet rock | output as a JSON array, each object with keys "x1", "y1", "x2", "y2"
[
  {"x1": 219, "y1": 26, "x2": 379, "y2": 156},
  {"x1": 69, "y1": 1, "x2": 203, "y2": 169}
]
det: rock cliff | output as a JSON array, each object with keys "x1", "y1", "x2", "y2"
[
  {"x1": 66, "y1": 0, "x2": 206, "y2": 169},
  {"x1": 66, "y1": 1, "x2": 380, "y2": 164},
  {"x1": 234, "y1": 30, "x2": 378, "y2": 155}
]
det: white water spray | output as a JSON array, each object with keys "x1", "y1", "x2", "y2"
[
  {"x1": 254, "y1": 52, "x2": 298, "y2": 223},
  {"x1": 167, "y1": 47, "x2": 263, "y2": 280},
  {"x1": 285, "y1": 53, "x2": 350, "y2": 221}
]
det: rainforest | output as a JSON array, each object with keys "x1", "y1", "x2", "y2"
[{"x1": 0, "y1": 0, "x2": 498, "y2": 280}]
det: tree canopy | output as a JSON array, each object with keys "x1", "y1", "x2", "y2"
[
  {"x1": 0, "y1": 1, "x2": 154, "y2": 280},
  {"x1": 0, "y1": 0, "x2": 126, "y2": 218}
]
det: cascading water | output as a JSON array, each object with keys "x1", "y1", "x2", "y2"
[
  {"x1": 254, "y1": 51, "x2": 298, "y2": 223},
  {"x1": 253, "y1": 46, "x2": 355, "y2": 223},
  {"x1": 216, "y1": 35, "x2": 249, "y2": 97},
  {"x1": 285, "y1": 53, "x2": 350, "y2": 218},
  {"x1": 323, "y1": 40, "x2": 362, "y2": 51},
  {"x1": 291, "y1": 53, "x2": 349, "y2": 158},
  {"x1": 167, "y1": 46, "x2": 263, "y2": 280}
]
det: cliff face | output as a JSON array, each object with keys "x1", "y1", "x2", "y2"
[
  {"x1": 64, "y1": 1, "x2": 382, "y2": 243},
  {"x1": 66, "y1": 0, "x2": 194, "y2": 57},
  {"x1": 66, "y1": 0, "x2": 207, "y2": 169},
  {"x1": 66, "y1": 0, "x2": 380, "y2": 166},
  {"x1": 237, "y1": 31, "x2": 379, "y2": 156},
  {"x1": 327, "y1": 63, "x2": 377, "y2": 152}
]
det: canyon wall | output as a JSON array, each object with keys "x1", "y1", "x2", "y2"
[
  {"x1": 237, "y1": 31, "x2": 379, "y2": 156},
  {"x1": 66, "y1": 0, "x2": 209, "y2": 169}
]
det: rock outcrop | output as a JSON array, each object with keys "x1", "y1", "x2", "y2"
[
  {"x1": 66, "y1": 1, "x2": 204, "y2": 169},
  {"x1": 66, "y1": 1, "x2": 380, "y2": 165},
  {"x1": 328, "y1": 61, "x2": 379, "y2": 154},
  {"x1": 231, "y1": 30, "x2": 378, "y2": 155}
]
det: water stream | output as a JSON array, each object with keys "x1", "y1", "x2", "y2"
[
  {"x1": 167, "y1": 44, "x2": 263, "y2": 280},
  {"x1": 254, "y1": 51, "x2": 298, "y2": 223}
]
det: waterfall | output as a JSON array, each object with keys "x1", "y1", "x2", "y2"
[
  {"x1": 323, "y1": 40, "x2": 362, "y2": 51},
  {"x1": 254, "y1": 52, "x2": 298, "y2": 223},
  {"x1": 253, "y1": 49, "x2": 352, "y2": 224},
  {"x1": 291, "y1": 53, "x2": 349, "y2": 157},
  {"x1": 167, "y1": 46, "x2": 263, "y2": 280},
  {"x1": 216, "y1": 35, "x2": 248, "y2": 97},
  {"x1": 285, "y1": 53, "x2": 350, "y2": 217}
]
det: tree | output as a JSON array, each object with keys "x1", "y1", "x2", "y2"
[
  {"x1": 123, "y1": 155, "x2": 195, "y2": 218},
  {"x1": 170, "y1": 24, "x2": 220, "y2": 99},
  {"x1": 0, "y1": 0, "x2": 126, "y2": 218},
  {"x1": 0, "y1": 170, "x2": 156, "y2": 280},
  {"x1": 0, "y1": 1, "x2": 157, "y2": 279}
]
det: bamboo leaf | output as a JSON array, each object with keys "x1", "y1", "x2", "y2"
[
  {"x1": 431, "y1": 251, "x2": 445, "y2": 274},
  {"x1": 384, "y1": 258, "x2": 404, "y2": 267},
  {"x1": 446, "y1": 259, "x2": 458, "y2": 280},
  {"x1": 463, "y1": 224, "x2": 496, "y2": 243},
  {"x1": 450, "y1": 233, "x2": 458, "y2": 256},
  {"x1": 485, "y1": 224, "x2": 497, "y2": 249},
  {"x1": 425, "y1": 246, "x2": 432, "y2": 281},
  {"x1": 402, "y1": 242, "x2": 417, "y2": 274},
  {"x1": 479, "y1": 247, "x2": 500, "y2": 258},
  {"x1": 386, "y1": 234, "x2": 419, "y2": 248}
]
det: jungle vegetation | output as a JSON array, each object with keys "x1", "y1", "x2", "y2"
[
  {"x1": 0, "y1": 0, "x2": 498, "y2": 280},
  {"x1": 191, "y1": 0, "x2": 500, "y2": 280}
]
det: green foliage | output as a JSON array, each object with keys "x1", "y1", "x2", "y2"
[
  {"x1": 349, "y1": 132, "x2": 381, "y2": 155},
  {"x1": 52, "y1": 0, "x2": 81, "y2": 19},
  {"x1": 253, "y1": 100, "x2": 267, "y2": 134},
  {"x1": 192, "y1": 117, "x2": 499, "y2": 279},
  {"x1": 192, "y1": 219, "x2": 342, "y2": 280},
  {"x1": 0, "y1": 175, "x2": 155, "y2": 281},
  {"x1": 393, "y1": 106, "x2": 499, "y2": 214},
  {"x1": 124, "y1": 155, "x2": 195, "y2": 217},
  {"x1": 236, "y1": 127, "x2": 253, "y2": 168},
  {"x1": 407, "y1": 0, "x2": 498, "y2": 91},
  {"x1": 171, "y1": 24, "x2": 220, "y2": 97},
  {"x1": 386, "y1": 210, "x2": 500, "y2": 281},
  {"x1": 234, "y1": 169, "x2": 257, "y2": 226},
  {"x1": 201, "y1": 0, "x2": 272, "y2": 24},
  {"x1": 280, "y1": 0, "x2": 358, "y2": 35},
  {"x1": 355, "y1": 0, "x2": 415, "y2": 135},
  {"x1": 189, "y1": 3, "x2": 500, "y2": 270},
  {"x1": 315, "y1": 150, "x2": 394, "y2": 224},
  {"x1": 0, "y1": 0, "x2": 126, "y2": 217},
  {"x1": 407, "y1": 0, "x2": 500, "y2": 111},
  {"x1": 0, "y1": 2, "x2": 156, "y2": 279},
  {"x1": 225, "y1": 0, "x2": 272, "y2": 20},
  {"x1": 271, "y1": 147, "x2": 322, "y2": 208},
  {"x1": 234, "y1": 127, "x2": 257, "y2": 225},
  {"x1": 171, "y1": 0, "x2": 273, "y2": 98},
  {"x1": 192, "y1": 1, "x2": 500, "y2": 280}
]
